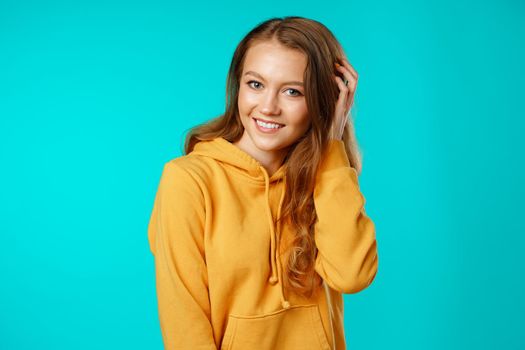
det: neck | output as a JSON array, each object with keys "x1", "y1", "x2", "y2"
[{"x1": 233, "y1": 135, "x2": 288, "y2": 177}]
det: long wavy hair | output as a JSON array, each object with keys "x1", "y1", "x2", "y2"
[{"x1": 183, "y1": 16, "x2": 363, "y2": 299}]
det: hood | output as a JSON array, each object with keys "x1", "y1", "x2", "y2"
[{"x1": 191, "y1": 137, "x2": 291, "y2": 309}]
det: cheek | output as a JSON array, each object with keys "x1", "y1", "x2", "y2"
[
  {"x1": 238, "y1": 89, "x2": 255, "y2": 114},
  {"x1": 237, "y1": 89, "x2": 246, "y2": 110},
  {"x1": 288, "y1": 104, "x2": 310, "y2": 128}
]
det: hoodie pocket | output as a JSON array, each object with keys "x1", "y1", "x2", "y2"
[{"x1": 220, "y1": 304, "x2": 331, "y2": 350}]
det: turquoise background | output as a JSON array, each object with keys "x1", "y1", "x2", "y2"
[{"x1": 1, "y1": 0, "x2": 524, "y2": 349}]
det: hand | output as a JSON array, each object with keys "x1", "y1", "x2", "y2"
[{"x1": 330, "y1": 57, "x2": 358, "y2": 141}]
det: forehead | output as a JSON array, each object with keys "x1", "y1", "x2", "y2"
[{"x1": 242, "y1": 41, "x2": 307, "y2": 80}]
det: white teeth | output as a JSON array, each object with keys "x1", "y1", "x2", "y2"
[{"x1": 256, "y1": 119, "x2": 283, "y2": 129}]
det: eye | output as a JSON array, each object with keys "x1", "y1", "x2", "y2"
[
  {"x1": 247, "y1": 80, "x2": 263, "y2": 89},
  {"x1": 286, "y1": 88, "x2": 303, "y2": 97},
  {"x1": 246, "y1": 80, "x2": 303, "y2": 97}
]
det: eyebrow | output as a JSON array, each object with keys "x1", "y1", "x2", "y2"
[{"x1": 244, "y1": 71, "x2": 304, "y2": 87}]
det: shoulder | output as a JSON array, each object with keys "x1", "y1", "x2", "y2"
[
  {"x1": 155, "y1": 156, "x2": 207, "y2": 213},
  {"x1": 160, "y1": 153, "x2": 215, "y2": 192}
]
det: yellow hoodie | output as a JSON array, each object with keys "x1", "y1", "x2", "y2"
[{"x1": 147, "y1": 137, "x2": 379, "y2": 350}]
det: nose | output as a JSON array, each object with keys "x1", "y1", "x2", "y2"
[{"x1": 259, "y1": 90, "x2": 281, "y2": 116}]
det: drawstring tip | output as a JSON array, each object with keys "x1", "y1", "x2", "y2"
[
  {"x1": 268, "y1": 275, "x2": 278, "y2": 284},
  {"x1": 282, "y1": 300, "x2": 290, "y2": 309}
]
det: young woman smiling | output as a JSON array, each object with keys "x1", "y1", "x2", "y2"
[{"x1": 148, "y1": 16, "x2": 378, "y2": 350}]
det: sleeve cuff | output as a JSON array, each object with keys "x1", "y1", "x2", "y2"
[{"x1": 317, "y1": 139, "x2": 351, "y2": 174}]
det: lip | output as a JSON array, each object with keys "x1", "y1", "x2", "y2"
[
  {"x1": 253, "y1": 117, "x2": 285, "y2": 126},
  {"x1": 252, "y1": 117, "x2": 284, "y2": 134}
]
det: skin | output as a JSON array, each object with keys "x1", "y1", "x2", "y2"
[
  {"x1": 233, "y1": 39, "x2": 358, "y2": 176},
  {"x1": 331, "y1": 57, "x2": 358, "y2": 141}
]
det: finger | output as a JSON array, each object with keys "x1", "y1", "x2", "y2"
[
  {"x1": 334, "y1": 75, "x2": 350, "y2": 117},
  {"x1": 346, "y1": 83, "x2": 356, "y2": 109},
  {"x1": 335, "y1": 64, "x2": 356, "y2": 110},
  {"x1": 345, "y1": 82, "x2": 355, "y2": 112},
  {"x1": 334, "y1": 75, "x2": 349, "y2": 106},
  {"x1": 332, "y1": 75, "x2": 349, "y2": 138},
  {"x1": 335, "y1": 64, "x2": 357, "y2": 94},
  {"x1": 341, "y1": 57, "x2": 358, "y2": 79}
]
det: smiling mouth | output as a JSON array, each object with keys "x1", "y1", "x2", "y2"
[{"x1": 252, "y1": 117, "x2": 285, "y2": 127}]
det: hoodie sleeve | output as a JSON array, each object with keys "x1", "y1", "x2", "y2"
[
  {"x1": 313, "y1": 140, "x2": 379, "y2": 294},
  {"x1": 147, "y1": 161, "x2": 217, "y2": 349}
]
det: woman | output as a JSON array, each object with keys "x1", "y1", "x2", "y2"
[{"x1": 148, "y1": 16, "x2": 379, "y2": 350}]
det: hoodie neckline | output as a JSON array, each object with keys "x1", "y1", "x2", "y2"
[{"x1": 192, "y1": 137, "x2": 286, "y2": 183}]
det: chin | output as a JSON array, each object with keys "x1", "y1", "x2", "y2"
[{"x1": 248, "y1": 133, "x2": 284, "y2": 150}]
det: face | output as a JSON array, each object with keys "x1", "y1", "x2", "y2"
[{"x1": 235, "y1": 40, "x2": 310, "y2": 162}]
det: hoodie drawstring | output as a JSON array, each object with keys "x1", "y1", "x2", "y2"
[
  {"x1": 264, "y1": 171, "x2": 290, "y2": 309},
  {"x1": 193, "y1": 137, "x2": 292, "y2": 310}
]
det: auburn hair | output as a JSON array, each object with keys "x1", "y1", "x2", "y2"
[{"x1": 183, "y1": 16, "x2": 363, "y2": 299}]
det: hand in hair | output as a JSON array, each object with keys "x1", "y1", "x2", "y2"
[{"x1": 330, "y1": 57, "x2": 358, "y2": 141}]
